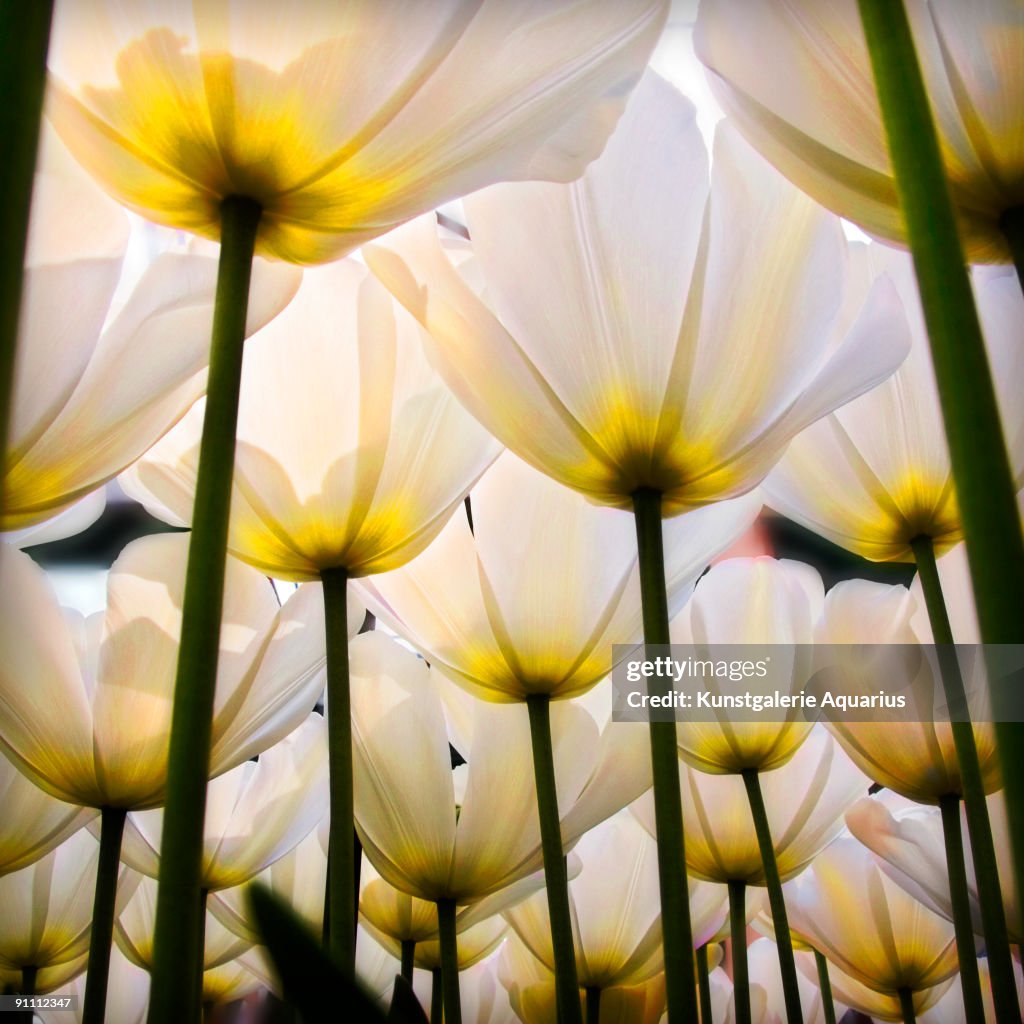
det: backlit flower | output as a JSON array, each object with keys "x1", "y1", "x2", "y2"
[
  {"x1": 695, "y1": 0, "x2": 1024, "y2": 263},
  {"x1": 364, "y1": 72, "x2": 909, "y2": 515},
  {"x1": 47, "y1": 0, "x2": 669, "y2": 264}
]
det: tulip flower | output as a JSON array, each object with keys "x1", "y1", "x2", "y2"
[
  {"x1": 35, "y1": 949, "x2": 150, "y2": 1024},
  {"x1": 49, "y1": 3, "x2": 669, "y2": 1010},
  {"x1": 449, "y1": 955, "x2": 519, "y2": 1024},
  {"x1": 0, "y1": 749, "x2": 94, "y2": 875},
  {"x1": 669, "y1": 557, "x2": 829, "y2": 1023},
  {"x1": 209, "y1": 825, "x2": 328, "y2": 945},
  {"x1": 697, "y1": 0, "x2": 1024, "y2": 935},
  {"x1": 634, "y1": 726, "x2": 868, "y2": 1024},
  {"x1": 847, "y1": 791, "x2": 1021, "y2": 943},
  {"x1": 784, "y1": 833, "x2": 958, "y2": 1022},
  {"x1": 693, "y1": 0, "x2": 1024, "y2": 268},
  {"x1": 3, "y1": 130, "x2": 300, "y2": 538},
  {"x1": 353, "y1": 449, "x2": 757, "y2": 1021},
  {"x1": 0, "y1": 828, "x2": 123, "y2": 995},
  {"x1": 764, "y1": 251, "x2": 1023, "y2": 565},
  {"x1": 114, "y1": 875, "x2": 251, "y2": 974},
  {"x1": 0, "y1": 534, "x2": 329, "y2": 1023},
  {"x1": 366, "y1": 73, "x2": 907, "y2": 1022},
  {"x1": 118, "y1": 713, "x2": 328, "y2": 892},
  {"x1": 504, "y1": 812, "x2": 663, "y2": 1016},
  {"x1": 351, "y1": 632, "x2": 649, "y2": 1024},
  {"x1": 122, "y1": 255, "x2": 498, "y2": 984},
  {"x1": 817, "y1": 576, "x2": 1017, "y2": 1020},
  {"x1": 748, "y1": 937, "x2": 846, "y2": 1024},
  {"x1": 919, "y1": 957, "x2": 1024, "y2": 1024}
]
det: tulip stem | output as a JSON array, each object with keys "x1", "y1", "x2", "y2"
[
  {"x1": 912, "y1": 535, "x2": 1019, "y2": 1023},
  {"x1": 898, "y1": 987, "x2": 917, "y2": 1024},
  {"x1": 400, "y1": 940, "x2": 415, "y2": 983},
  {"x1": 527, "y1": 694, "x2": 583, "y2": 1024},
  {"x1": 82, "y1": 806, "x2": 127, "y2": 1024},
  {"x1": 1000, "y1": 206, "x2": 1024, "y2": 294},
  {"x1": 430, "y1": 967, "x2": 443, "y2": 1024},
  {"x1": 813, "y1": 950, "x2": 836, "y2": 1024},
  {"x1": 741, "y1": 769, "x2": 803, "y2": 1024},
  {"x1": 15, "y1": 967, "x2": 37, "y2": 1024},
  {"x1": 696, "y1": 944, "x2": 713, "y2": 1024},
  {"x1": 194, "y1": 889, "x2": 208, "y2": 1016},
  {"x1": 0, "y1": 0, "x2": 52, "y2": 520},
  {"x1": 321, "y1": 567, "x2": 356, "y2": 970},
  {"x1": 728, "y1": 880, "x2": 750, "y2": 1024},
  {"x1": 937, "y1": 795, "x2": 986, "y2": 1024},
  {"x1": 145, "y1": 194, "x2": 261, "y2": 1024},
  {"x1": 858, "y1": 0, "x2": 1024, "y2": 925},
  {"x1": 632, "y1": 487, "x2": 698, "y2": 1024},
  {"x1": 585, "y1": 987, "x2": 600, "y2": 1024},
  {"x1": 436, "y1": 898, "x2": 462, "y2": 1024}
]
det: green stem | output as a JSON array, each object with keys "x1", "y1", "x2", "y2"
[
  {"x1": 430, "y1": 967, "x2": 443, "y2": 1024},
  {"x1": 585, "y1": 986, "x2": 601, "y2": 1024},
  {"x1": 146, "y1": 195, "x2": 261, "y2": 1024},
  {"x1": 912, "y1": 536, "x2": 1019, "y2": 1023},
  {"x1": 400, "y1": 939, "x2": 416, "y2": 983},
  {"x1": 898, "y1": 987, "x2": 917, "y2": 1024},
  {"x1": 696, "y1": 945, "x2": 713, "y2": 1024},
  {"x1": 813, "y1": 950, "x2": 837, "y2": 1024},
  {"x1": 0, "y1": 0, "x2": 52, "y2": 521},
  {"x1": 15, "y1": 967, "x2": 38, "y2": 1024},
  {"x1": 632, "y1": 487, "x2": 698, "y2": 1024},
  {"x1": 741, "y1": 769, "x2": 802, "y2": 1024},
  {"x1": 527, "y1": 694, "x2": 583, "y2": 1024},
  {"x1": 728, "y1": 880, "x2": 750, "y2": 1024},
  {"x1": 321, "y1": 567, "x2": 356, "y2": 970},
  {"x1": 1000, "y1": 206, "x2": 1024, "y2": 294},
  {"x1": 82, "y1": 806, "x2": 127, "y2": 1024},
  {"x1": 436, "y1": 898, "x2": 462, "y2": 1024},
  {"x1": 937, "y1": 795, "x2": 986, "y2": 1024},
  {"x1": 858, "y1": 0, "x2": 1024, "y2": 919}
]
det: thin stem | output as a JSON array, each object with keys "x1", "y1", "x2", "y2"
[
  {"x1": 436, "y1": 898, "x2": 462, "y2": 1024},
  {"x1": 0, "y1": 0, "x2": 52, "y2": 521},
  {"x1": 527, "y1": 694, "x2": 583, "y2": 1024},
  {"x1": 145, "y1": 195, "x2": 261, "y2": 1024},
  {"x1": 741, "y1": 769, "x2": 802, "y2": 1024},
  {"x1": 15, "y1": 967, "x2": 38, "y2": 1024},
  {"x1": 1000, "y1": 206, "x2": 1024, "y2": 294},
  {"x1": 912, "y1": 536, "x2": 1019, "y2": 1023},
  {"x1": 898, "y1": 987, "x2": 917, "y2": 1024},
  {"x1": 430, "y1": 968, "x2": 443, "y2": 1024},
  {"x1": 728, "y1": 880, "x2": 750, "y2": 1024},
  {"x1": 632, "y1": 487, "x2": 698, "y2": 1024},
  {"x1": 938, "y1": 795, "x2": 986, "y2": 1024},
  {"x1": 813, "y1": 950, "x2": 837, "y2": 1024},
  {"x1": 585, "y1": 986, "x2": 601, "y2": 1024},
  {"x1": 82, "y1": 806, "x2": 127, "y2": 1024},
  {"x1": 696, "y1": 945, "x2": 713, "y2": 1024},
  {"x1": 401, "y1": 939, "x2": 416, "y2": 983},
  {"x1": 194, "y1": 889, "x2": 209, "y2": 1018},
  {"x1": 858, "y1": 0, "x2": 1024, "y2": 918},
  {"x1": 321, "y1": 567, "x2": 356, "y2": 970}
]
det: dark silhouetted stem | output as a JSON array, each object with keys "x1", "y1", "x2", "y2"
[
  {"x1": 632, "y1": 487, "x2": 698, "y2": 1024},
  {"x1": 437, "y1": 898, "x2": 462, "y2": 1024},
  {"x1": 938, "y1": 795, "x2": 986, "y2": 1024},
  {"x1": 147, "y1": 195, "x2": 261, "y2": 1024},
  {"x1": 527, "y1": 693, "x2": 583, "y2": 1024},
  {"x1": 913, "y1": 536, "x2": 1018, "y2": 1022},
  {"x1": 321, "y1": 567, "x2": 356, "y2": 970},
  {"x1": 0, "y1": 0, "x2": 52, "y2": 521},
  {"x1": 741, "y1": 769, "x2": 802, "y2": 1024},
  {"x1": 82, "y1": 806, "x2": 127, "y2": 1024},
  {"x1": 898, "y1": 987, "x2": 917, "y2": 1024},
  {"x1": 697, "y1": 944, "x2": 713, "y2": 1024},
  {"x1": 814, "y1": 950, "x2": 837, "y2": 1024},
  {"x1": 401, "y1": 940, "x2": 415, "y2": 983},
  {"x1": 430, "y1": 967, "x2": 443, "y2": 1024},
  {"x1": 728, "y1": 880, "x2": 750, "y2": 1024},
  {"x1": 858, "y1": 0, "x2": 1024, "y2": 928},
  {"x1": 585, "y1": 986, "x2": 600, "y2": 1024},
  {"x1": 1000, "y1": 206, "x2": 1024, "y2": 294}
]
